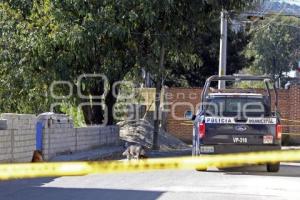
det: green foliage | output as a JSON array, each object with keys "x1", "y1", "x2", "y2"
[
  {"x1": 164, "y1": 20, "x2": 251, "y2": 87},
  {"x1": 0, "y1": 0, "x2": 259, "y2": 123},
  {"x1": 245, "y1": 16, "x2": 300, "y2": 79},
  {"x1": 234, "y1": 81, "x2": 266, "y2": 89},
  {"x1": 0, "y1": 2, "x2": 55, "y2": 113},
  {"x1": 60, "y1": 102, "x2": 86, "y2": 127}
]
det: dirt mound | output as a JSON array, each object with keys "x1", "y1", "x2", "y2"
[{"x1": 118, "y1": 120, "x2": 189, "y2": 151}]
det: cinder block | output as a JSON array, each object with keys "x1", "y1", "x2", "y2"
[
  {"x1": 13, "y1": 146, "x2": 34, "y2": 153},
  {"x1": 0, "y1": 134, "x2": 11, "y2": 142},
  {"x1": 17, "y1": 114, "x2": 36, "y2": 120},
  {"x1": 0, "y1": 147, "x2": 12, "y2": 153},
  {"x1": 1, "y1": 113, "x2": 18, "y2": 119},
  {"x1": 20, "y1": 134, "x2": 35, "y2": 141},
  {"x1": 5, "y1": 119, "x2": 18, "y2": 130},
  {"x1": 0, "y1": 142, "x2": 12, "y2": 149},
  {"x1": 0, "y1": 154, "x2": 12, "y2": 161},
  {"x1": 20, "y1": 119, "x2": 29, "y2": 125},
  {"x1": 13, "y1": 157, "x2": 31, "y2": 163},
  {"x1": 12, "y1": 151, "x2": 32, "y2": 159}
]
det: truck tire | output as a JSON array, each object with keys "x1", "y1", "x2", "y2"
[{"x1": 267, "y1": 163, "x2": 280, "y2": 172}]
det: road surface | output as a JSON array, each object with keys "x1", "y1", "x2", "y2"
[{"x1": 1, "y1": 163, "x2": 300, "y2": 200}]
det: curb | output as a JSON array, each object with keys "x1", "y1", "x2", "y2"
[{"x1": 50, "y1": 146, "x2": 124, "y2": 162}]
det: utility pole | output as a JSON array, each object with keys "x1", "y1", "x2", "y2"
[
  {"x1": 218, "y1": 9, "x2": 228, "y2": 89},
  {"x1": 297, "y1": 60, "x2": 300, "y2": 78}
]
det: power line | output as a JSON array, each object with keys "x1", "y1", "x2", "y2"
[{"x1": 228, "y1": 12, "x2": 300, "y2": 33}]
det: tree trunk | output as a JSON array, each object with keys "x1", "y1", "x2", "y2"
[
  {"x1": 105, "y1": 84, "x2": 118, "y2": 125},
  {"x1": 82, "y1": 100, "x2": 104, "y2": 125},
  {"x1": 152, "y1": 81, "x2": 161, "y2": 150},
  {"x1": 152, "y1": 44, "x2": 165, "y2": 150},
  {"x1": 81, "y1": 84, "x2": 104, "y2": 125},
  {"x1": 81, "y1": 81, "x2": 118, "y2": 126}
]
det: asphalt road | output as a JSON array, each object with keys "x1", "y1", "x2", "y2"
[{"x1": 1, "y1": 163, "x2": 300, "y2": 200}]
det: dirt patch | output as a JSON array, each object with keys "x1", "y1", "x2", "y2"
[{"x1": 118, "y1": 120, "x2": 190, "y2": 151}]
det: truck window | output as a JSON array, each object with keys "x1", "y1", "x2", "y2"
[{"x1": 206, "y1": 97, "x2": 269, "y2": 117}]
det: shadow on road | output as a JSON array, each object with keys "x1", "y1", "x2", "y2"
[
  {"x1": 214, "y1": 164, "x2": 300, "y2": 177},
  {"x1": 0, "y1": 178, "x2": 163, "y2": 200}
]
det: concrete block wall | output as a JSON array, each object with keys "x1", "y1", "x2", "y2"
[
  {"x1": 12, "y1": 129, "x2": 36, "y2": 162},
  {"x1": 40, "y1": 114, "x2": 75, "y2": 160},
  {"x1": 0, "y1": 113, "x2": 120, "y2": 162},
  {"x1": 76, "y1": 126, "x2": 101, "y2": 151},
  {"x1": 75, "y1": 126, "x2": 119, "y2": 152},
  {"x1": 0, "y1": 130, "x2": 12, "y2": 162},
  {"x1": 41, "y1": 114, "x2": 120, "y2": 160},
  {"x1": 0, "y1": 114, "x2": 36, "y2": 163}
]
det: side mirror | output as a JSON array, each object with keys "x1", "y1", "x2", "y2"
[
  {"x1": 184, "y1": 110, "x2": 195, "y2": 120},
  {"x1": 272, "y1": 111, "x2": 281, "y2": 118},
  {"x1": 271, "y1": 111, "x2": 276, "y2": 117}
]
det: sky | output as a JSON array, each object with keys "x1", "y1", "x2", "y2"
[{"x1": 279, "y1": 0, "x2": 300, "y2": 6}]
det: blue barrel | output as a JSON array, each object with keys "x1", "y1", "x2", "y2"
[{"x1": 36, "y1": 121, "x2": 43, "y2": 151}]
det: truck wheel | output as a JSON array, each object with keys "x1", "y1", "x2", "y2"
[{"x1": 267, "y1": 163, "x2": 280, "y2": 172}]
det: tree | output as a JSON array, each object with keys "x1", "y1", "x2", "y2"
[
  {"x1": 164, "y1": 18, "x2": 251, "y2": 87},
  {"x1": 0, "y1": 0, "x2": 139, "y2": 124},
  {"x1": 128, "y1": 0, "x2": 260, "y2": 149},
  {"x1": 0, "y1": 2, "x2": 54, "y2": 113},
  {"x1": 245, "y1": 16, "x2": 300, "y2": 80},
  {"x1": 0, "y1": 0, "x2": 260, "y2": 148}
]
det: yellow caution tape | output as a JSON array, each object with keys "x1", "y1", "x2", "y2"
[
  {"x1": 181, "y1": 123, "x2": 300, "y2": 127},
  {"x1": 282, "y1": 125, "x2": 300, "y2": 127},
  {"x1": 182, "y1": 122, "x2": 300, "y2": 127},
  {"x1": 182, "y1": 120, "x2": 193, "y2": 123},
  {"x1": 1, "y1": 149, "x2": 300, "y2": 180},
  {"x1": 282, "y1": 119, "x2": 300, "y2": 123},
  {"x1": 180, "y1": 123, "x2": 193, "y2": 126},
  {"x1": 182, "y1": 118, "x2": 300, "y2": 124}
]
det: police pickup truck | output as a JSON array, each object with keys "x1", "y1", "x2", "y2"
[{"x1": 185, "y1": 75, "x2": 282, "y2": 172}]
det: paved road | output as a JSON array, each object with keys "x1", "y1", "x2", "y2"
[{"x1": 1, "y1": 163, "x2": 300, "y2": 200}]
